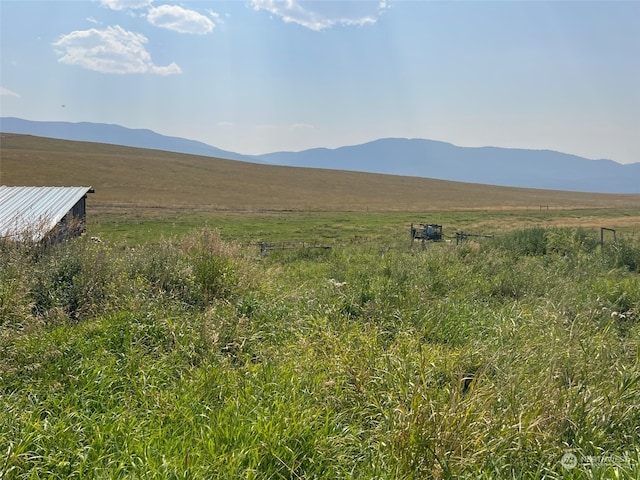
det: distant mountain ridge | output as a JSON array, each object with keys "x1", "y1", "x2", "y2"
[
  {"x1": 1, "y1": 117, "x2": 638, "y2": 193},
  {"x1": 0, "y1": 117, "x2": 254, "y2": 162},
  {"x1": 260, "y1": 138, "x2": 640, "y2": 194}
]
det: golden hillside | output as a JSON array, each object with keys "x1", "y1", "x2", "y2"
[{"x1": 2, "y1": 133, "x2": 639, "y2": 212}]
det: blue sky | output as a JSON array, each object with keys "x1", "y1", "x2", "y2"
[{"x1": 1, "y1": 1, "x2": 639, "y2": 164}]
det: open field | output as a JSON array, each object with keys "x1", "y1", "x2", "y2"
[
  {"x1": 2, "y1": 220, "x2": 640, "y2": 478},
  {"x1": 89, "y1": 208, "x2": 640, "y2": 248},
  {"x1": 2, "y1": 134, "x2": 640, "y2": 478},
  {"x1": 3, "y1": 133, "x2": 640, "y2": 213},
  {"x1": 3, "y1": 132, "x2": 639, "y2": 243}
]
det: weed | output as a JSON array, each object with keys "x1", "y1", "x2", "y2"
[{"x1": 1, "y1": 222, "x2": 639, "y2": 478}]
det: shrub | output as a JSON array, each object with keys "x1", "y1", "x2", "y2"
[
  {"x1": 488, "y1": 227, "x2": 547, "y2": 256},
  {"x1": 543, "y1": 227, "x2": 600, "y2": 260},
  {"x1": 123, "y1": 242, "x2": 196, "y2": 305},
  {"x1": 30, "y1": 239, "x2": 114, "y2": 321},
  {"x1": 602, "y1": 237, "x2": 640, "y2": 273},
  {"x1": 182, "y1": 227, "x2": 242, "y2": 306}
]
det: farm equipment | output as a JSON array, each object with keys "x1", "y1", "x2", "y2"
[{"x1": 410, "y1": 223, "x2": 443, "y2": 246}]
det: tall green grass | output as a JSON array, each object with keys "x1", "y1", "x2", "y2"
[{"x1": 1, "y1": 226, "x2": 639, "y2": 478}]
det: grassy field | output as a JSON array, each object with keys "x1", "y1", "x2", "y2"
[
  {"x1": 1, "y1": 219, "x2": 639, "y2": 479},
  {"x1": 3, "y1": 133, "x2": 640, "y2": 213},
  {"x1": 1, "y1": 134, "x2": 640, "y2": 478},
  {"x1": 88, "y1": 208, "x2": 640, "y2": 248}
]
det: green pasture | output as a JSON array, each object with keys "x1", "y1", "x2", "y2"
[
  {"x1": 2, "y1": 209, "x2": 640, "y2": 479},
  {"x1": 89, "y1": 207, "x2": 640, "y2": 247}
]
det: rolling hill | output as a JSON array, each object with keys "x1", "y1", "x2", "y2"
[
  {"x1": 2, "y1": 133, "x2": 639, "y2": 212},
  {"x1": 0, "y1": 117, "x2": 254, "y2": 162},
  {"x1": 2, "y1": 117, "x2": 638, "y2": 194}
]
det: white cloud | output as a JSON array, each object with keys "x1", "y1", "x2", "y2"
[
  {"x1": 217, "y1": 121, "x2": 234, "y2": 127},
  {"x1": 1, "y1": 86, "x2": 21, "y2": 98},
  {"x1": 52, "y1": 25, "x2": 181, "y2": 75},
  {"x1": 250, "y1": 0, "x2": 388, "y2": 31},
  {"x1": 147, "y1": 5, "x2": 216, "y2": 34},
  {"x1": 100, "y1": 0, "x2": 151, "y2": 11},
  {"x1": 207, "y1": 9, "x2": 223, "y2": 24},
  {"x1": 291, "y1": 123, "x2": 314, "y2": 130}
]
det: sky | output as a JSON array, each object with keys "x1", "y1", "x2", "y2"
[{"x1": 1, "y1": 0, "x2": 639, "y2": 164}]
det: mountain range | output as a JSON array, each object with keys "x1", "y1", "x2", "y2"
[{"x1": 1, "y1": 117, "x2": 638, "y2": 194}]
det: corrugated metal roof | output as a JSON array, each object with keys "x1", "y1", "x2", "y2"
[{"x1": 0, "y1": 186, "x2": 93, "y2": 242}]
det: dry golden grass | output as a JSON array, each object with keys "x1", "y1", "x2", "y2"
[{"x1": 2, "y1": 132, "x2": 640, "y2": 212}]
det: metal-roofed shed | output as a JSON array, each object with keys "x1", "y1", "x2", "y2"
[{"x1": 0, "y1": 186, "x2": 94, "y2": 244}]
